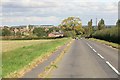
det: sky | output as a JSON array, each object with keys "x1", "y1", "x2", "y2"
[{"x1": 0, "y1": 0, "x2": 119, "y2": 26}]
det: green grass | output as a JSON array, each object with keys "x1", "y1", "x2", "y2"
[
  {"x1": 2, "y1": 38, "x2": 71, "y2": 77},
  {"x1": 89, "y1": 38, "x2": 120, "y2": 49}
]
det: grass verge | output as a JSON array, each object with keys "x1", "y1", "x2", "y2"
[
  {"x1": 2, "y1": 38, "x2": 71, "y2": 77},
  {"x1": 89, "y1": 38, "x2": 120, "y2": 49}
]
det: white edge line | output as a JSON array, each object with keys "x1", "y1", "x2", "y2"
[{"x1": 106, "y1": 61, "x2": 120, "y2": 75}]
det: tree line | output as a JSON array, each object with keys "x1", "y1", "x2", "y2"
[
  {"x1": 84, "y1": 19, "x2": 120, "y2": 44},
  {"x1": 1, "y1": 16, "x2": 120, "y2": 43},
  {"x1": 0, "y1": 26, "x2": 62, "y2": 40}
]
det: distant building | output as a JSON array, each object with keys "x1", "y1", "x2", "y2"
[{"x1": 48, "y1": 31, "x2": 64, "y2": 37}]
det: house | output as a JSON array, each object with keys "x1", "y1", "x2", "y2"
[{"x1": 48, "y1": 31, "x2": 64, "y2": 37}]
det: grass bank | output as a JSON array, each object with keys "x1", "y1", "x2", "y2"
[
  {"x1": 2, "y1": 38, "x2": 71, "y2": 77},
  {"x1": 89, "y1": 38, "x2": 120, "y2": 49}
]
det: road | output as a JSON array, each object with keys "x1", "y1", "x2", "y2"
[{"x1": 48, "y1": 38, "x2": 119, "y2": 78}]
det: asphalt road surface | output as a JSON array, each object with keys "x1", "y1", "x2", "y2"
[{"x1": 48, "y1": 38, "x2": 119, "y2": 78}]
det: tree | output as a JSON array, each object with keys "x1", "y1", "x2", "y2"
[
  {"x1": 83, "y1": 27, "x2": 89, "y2": 37},
  {"x1": 64, "y1": 31, "x2": 76, "y2": 38},
  {"x1": 16, "y1": 31, "x2": 22, "y2": 37},
  {"x1": 87, "y1": 19, "x2": 93, "y2": 36},
  {"x1": 2, "y1": 28, "x2": 11, "y2": 36},
  {"x1": 33, "y1": 27, "x2": 47, "y2": 37},
  {"x1": 116, "y1": 19, "x2": 120, "y2": 27},
  {"x1": 98, "y1": 19, "x2": 105, "y2": 30},
  {"x1": 0, "y1": 29, "x2": 2, "y2": 36},
  {"x1": 60, "y1": 16, "x2": 83, "y2": 36}
]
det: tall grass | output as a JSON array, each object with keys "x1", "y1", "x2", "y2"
[{"x1": 92, "y1": 27, "x2": 119, "y2": 44}]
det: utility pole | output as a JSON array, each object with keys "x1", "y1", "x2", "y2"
[
  {"x1": 96, "y1": 18, "x2": 97, "y2": 28},
  {"x1": 96, "y1": 18, "x2": 98, "y2": 30}
]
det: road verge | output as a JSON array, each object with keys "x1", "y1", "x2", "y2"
[{"x1": 88, "y1": 38, "x2": 119, "y2": 49}]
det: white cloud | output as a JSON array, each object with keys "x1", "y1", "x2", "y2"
[
  {"x1": 1, "y1": 0, "x2": 58, "y2": 8},
  {"x1": 104, "y1": 2, "x2": 118, "y2": 12},
  {"x1": 2, "y1": 16, "x2": 60, "y2": 25},
  {"x1": 1, "y1": 0, "x2": 118, "y2": 25}
]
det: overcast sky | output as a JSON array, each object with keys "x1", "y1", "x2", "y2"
[{"x1": 0, "y1": 0, "x2": 119, "y2": 26}]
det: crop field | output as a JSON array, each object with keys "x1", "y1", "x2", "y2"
[{"x1": 2, "y1": 40, "x2": 53, "y2": 52}]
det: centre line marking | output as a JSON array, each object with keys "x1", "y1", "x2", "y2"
[
  {"x1": 86, "y1": 42, "x2": 120, "y2": 75},
  {"x1": 92, "y1": 49, "x2": 97, "y2": 53},
  {"x1": 89, "y1": 46, "x2": 93, "y2": 49},
  {"x1": 86, "y1": 43, "x2": 93, "y2": 49},
  {"x1": 97, "y1": 53, "x2": 104, "y2": 59},
  {"x1": 86, "y1": 43, "x2": 90, "y2": 46},
  {"x1": 106, "y1": 61, "x2": 120, "y2": 75}
]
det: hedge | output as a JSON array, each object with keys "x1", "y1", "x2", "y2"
[{"x1": 92, "y1": 27, "x2": 119, "y2": 44}]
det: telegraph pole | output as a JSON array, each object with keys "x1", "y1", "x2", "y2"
[{"x1": 96, "y1": 18, "x2": 97, "y2": 28}]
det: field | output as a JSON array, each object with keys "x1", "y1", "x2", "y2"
[
  {"x1": 2, "y1": 38, "x2": 71, "y2": 77},
  {"x1": 2, "y1": 40, "x2": 53, "y2": 52}
]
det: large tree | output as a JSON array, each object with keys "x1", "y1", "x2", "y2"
[
  {"x1": 60, "y1": 16, "x2": 83, "y2": 35},
  {"x1": 98, "y1": 19, "x2": 105, "y2": 30}
]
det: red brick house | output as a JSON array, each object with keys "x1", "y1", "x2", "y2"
[{"x1": 48, "y1": 32, "x2": 63, "y2": 37}]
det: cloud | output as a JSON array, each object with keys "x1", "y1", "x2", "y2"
[
  {"x1": 2, "y1": 0, "x2": 58, "y2": 8},
  {"x1": 0, "y1": 0, "x2": 118, "y2": 26},
  {"x1": 2, "y1": 16, "x2": 61, "y2": 26}
]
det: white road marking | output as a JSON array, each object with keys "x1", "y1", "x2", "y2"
[
  {"x1": 97, "y1": 53, "x2": 104, "y2": 59},
  {"x1": 86, "y1": 43, "x2": 90, "y2": 46},
  {"x1": 89, "y1": 46, "x2": 93, "y2": 49},
  {"x1": 86, "y1": 43, "x2": 93, "y2": 49},
  {"x1": 106, "y1": 61, "x2": 120, "y2": 75},
  {"x1": 92, "y1": 49, "x2": 97, "y2": 53},
  {"x1": 86, "y1": 42, "x2": 119, "y2": 75}
]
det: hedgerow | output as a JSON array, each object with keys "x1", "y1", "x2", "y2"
[{"x1": 92, "y1": 27, "x2": 119, "y2": 44}]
